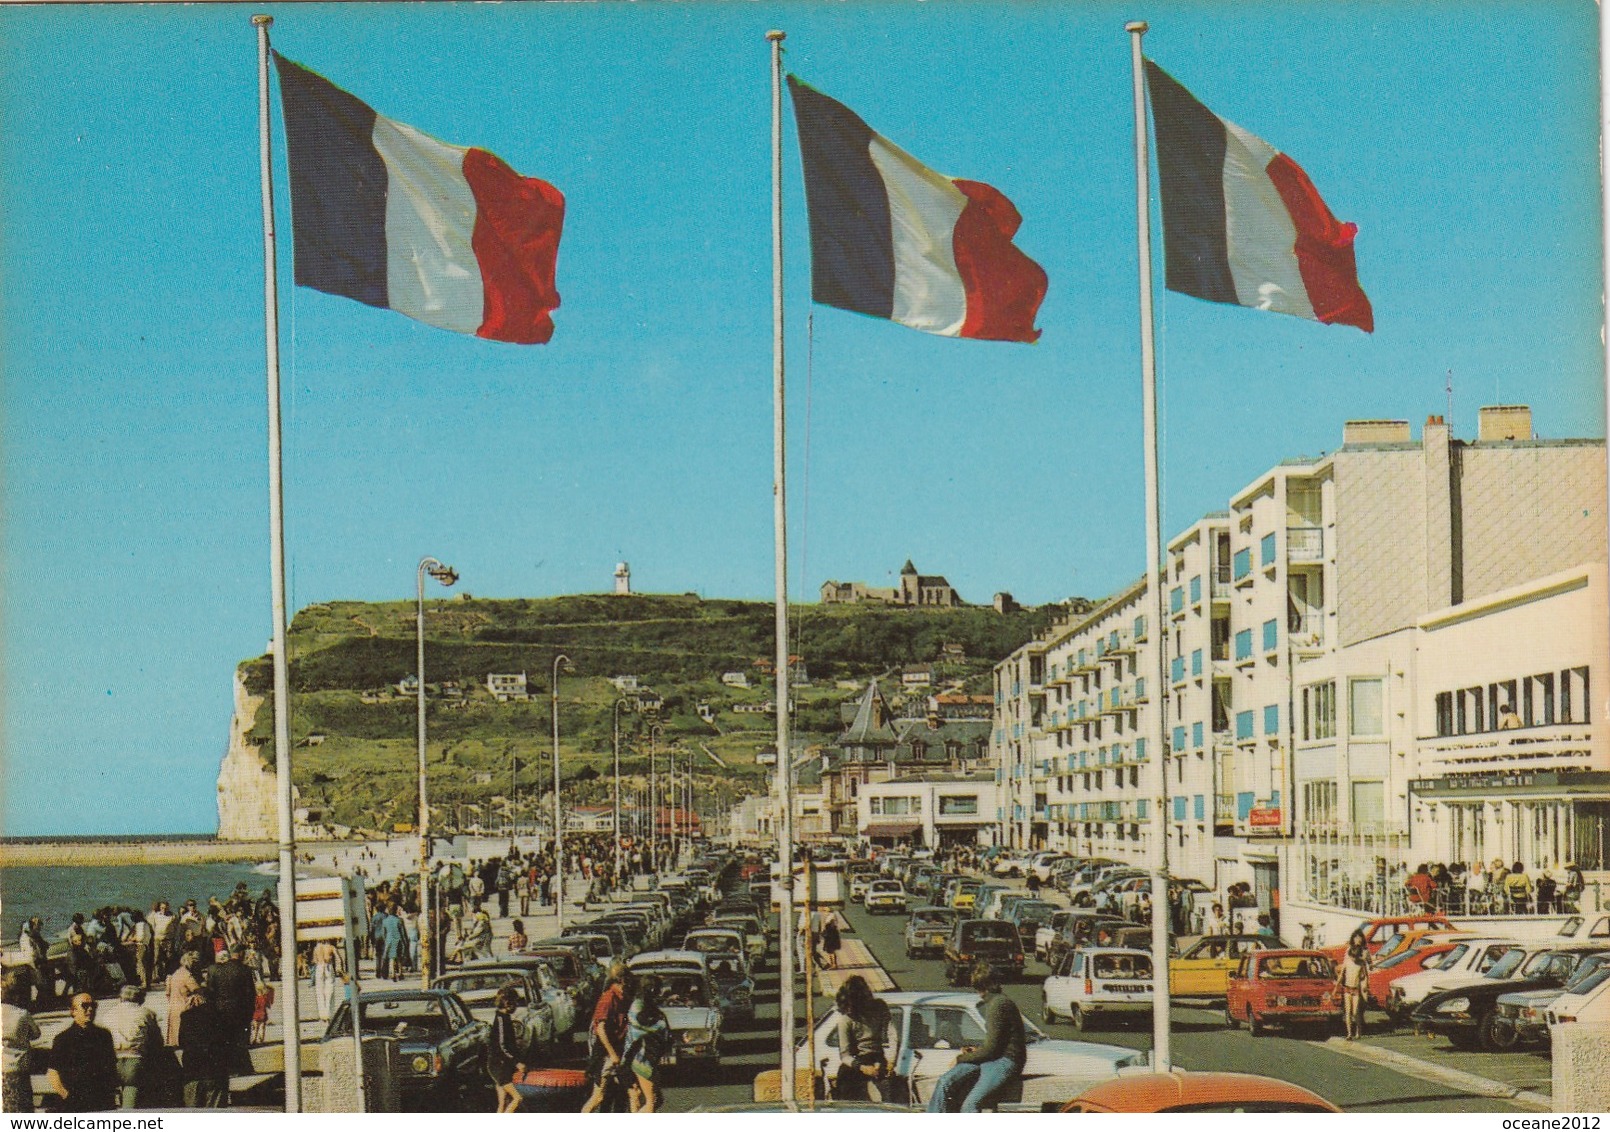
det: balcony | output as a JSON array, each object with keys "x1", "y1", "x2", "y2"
[
  {"x1": 1288, "y1": 613, "x2": 1325, "y2": 652},
  {"x1": 1288, "y1": 526, "x2": 1323, "y2": 563},
  {"x1": 1415, "y1": 722, "x2": 1597, "y2": 777},
  {"x1": 1210, "y1": 566, "x2": 1233, "y2": 600}
]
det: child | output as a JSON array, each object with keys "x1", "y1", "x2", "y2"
[{"x1": 250, "y1": 975, "x2": 274, "y2": 1044}]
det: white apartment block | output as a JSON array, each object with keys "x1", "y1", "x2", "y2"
[{"x1": 994, "y1": 405, "x2": 1609, "y2": 923}]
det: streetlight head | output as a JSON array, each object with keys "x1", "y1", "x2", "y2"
[{"x1": 428, "y1": 564, "x2": 458, "y2": 587}]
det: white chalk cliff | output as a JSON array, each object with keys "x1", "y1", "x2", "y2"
[{"x1": 216, "y1": 671, "x2": 276, "y2": 840}]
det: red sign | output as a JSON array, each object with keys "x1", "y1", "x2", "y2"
[{"x1": 1247, "y1": 807, "x2": 1283, "y2": 829}]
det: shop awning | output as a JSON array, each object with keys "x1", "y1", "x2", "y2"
[{"x1": 864, "y1": 822, "x2": 923, "y2": 838}]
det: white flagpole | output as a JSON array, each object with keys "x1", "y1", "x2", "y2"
[
  {"x1": 253, "y1": 13, "x2": 303, "y2": 1110},
  {"x1": 1127, "y1": 19, "x2": 1173, "y2": 1073},
  {"x1": 767, "y1": 27, "x2": 799, "y2": 1106}
]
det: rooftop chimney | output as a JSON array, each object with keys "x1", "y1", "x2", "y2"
[
  {"x1": 1478, "y1": 404, "x2": 1532, "y2": 442},
  {"x1": 1342, "y1": 419, "x2": 1412, "y2": 445}
]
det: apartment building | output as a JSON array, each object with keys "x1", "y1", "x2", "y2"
[{"x1": 994, "y1": 405, "x2": 1608, "y2": 920}]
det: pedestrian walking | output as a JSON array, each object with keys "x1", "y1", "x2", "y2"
[
  {"x1": 177, "y1": 988, "x2": 229, "y2": 1107},
  {"x1": 311, "y1": 939, "x2": 341, "y2": 1023},
  {"x1": 48, "y1": 993, "x2": 118, "y2": 1112},
  {"x1": 487, "y1": 985, "x2": 527, "y2": 1113},
  {"x1": 1335, "y1": 936, "x2": 1370, "y2": 1040},
  {"x1": 203, "y1": 943, "x2": 256, "y2": 1075},
  {"x1": 623, "y1": 976, "x2": 670, "y2": 1113},
  {"x1": 926, "y1": 964, "x2": 1026, "y2": 1113},
  {"x1": 820, "y1": 914, "x2": 842, "y2": 970},
  {"x1": 579, "y1": 963, "x2": 633, "y2": 1113}
]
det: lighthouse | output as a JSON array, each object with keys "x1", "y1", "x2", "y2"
[{"x1": 614, "y1": 562, "x2": 631, "y2": 595}]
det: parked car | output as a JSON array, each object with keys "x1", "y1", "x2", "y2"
[
  {"x1": 1412, "y1": 945, "x2": 1608, "y2": 1051},
  {"x1": 948, "y1": 879, "x2": 983, "y2": 912},
  {"x1": 1059, "y1": 1070, "x2": 1340, "y2": 1113},
  {"x1": 1168, "y1": 935, "x2": 1288, "y2": 999},
  {"x1": 462, "y1": 956, "x2": 579, "y2": 1034},
  {"x1": 800, "y1": 990, "x2": 1146, "y2": 1108},
  {"x1": 704, "y1": 950, "x2": 757, "y2": 1024},
  {"x1": 865, "y1": 880, "x2": 910, "y2": 915},
  {"x1": 849, "y1": 870, "x2": 879, "y2": 903},
  {"x1": 1546, "y1": 958, "x2": 1610, "y2": 1025},
  {"x1": 1042, "y1": 947, "x2": 1154, "y2": 1030},
  {"x1": 1385, "y1": 938, "x2": 1526, "y2": 1020},
  {"x1": 626, "y1": 950, "x2": 725, "y2": 1073},
  {"x1": 1494, "y1": 952, "x2": 1610, "y2": 1046},
  {"x1": 709, "y1": 913, "x2": 768, "y2": 970},
  {"x1": 1323, "y1": 913, "x2": 1455, "y2": 963},
  {"x1": 1367, "y1": 940, "x2": 1465, "y2": 1011},
  {"x1": 1007, "y1": 900, "x2": 1060, "y2": 951},
  {"x1": 434, "y1": 967, "x2": 557, "y2": 1052},
  {"x1": 944, "y1": 919, "x2": 1025, "y2": 985},
  {"x1": 1224, "y1": 950, "x2": 1341, "y2": 1036},
  {"x1": 324, "y1": 988, "x2": 488, "y2": 1108},
  {"x1": 904, "y1": 906, "x2": 961, "y2": 959},
  {"x1": 522, "y1": 945, "x2": 601, "y2": 1012}
]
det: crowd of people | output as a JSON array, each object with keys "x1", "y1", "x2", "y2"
[{"x1": 1400, "y1": 859, "x2": 1587, "y2": 915}]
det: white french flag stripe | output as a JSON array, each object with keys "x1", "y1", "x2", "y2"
[
  {"x1": 371, "y1": 114, "x2": 485, "y2": 335},
  {"x1": 1220, "y1": 120, "x2": 1315, "y2": 320},
  {"x1": 868, "y1": 135, "x2": 969, "y2": 336}
]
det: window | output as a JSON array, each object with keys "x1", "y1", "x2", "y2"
[
  {"x1": 1173, "y1": 725, "x2": 1187, "y2": 751},
  {"x1": 1233, "y1": 548, "x2": 1252, "y2": 580},
  {"x1": 1261, "y1": 532, "x2": 1277, "y2": 566},
  {"x1": 1192, "y1": 721, "x2": 1204, "y2": 749},
  {"x1": 1351, "y1": 780, "x2": 1385, "y2": 824},
  {"x1": 1192, "y1": 649, "x2": 1203, "y2": 677},
  {"x1": 938, "y1": 795, "x2": 978, "y2": 816},
  {"x1": 1302, "y1": 682, "x2": 1336, "y2": 741},
  {"x1": 1236, "y1": 710, "x2": 1255, "y2": 741},
  {"x1": 1435, "y1": 691, "x2": 1454, "y2": 737},
  {"x1": 1302, "y1": 780, "x2": 1338, "y2": 825},
  {"x1": 1190, "y1": 575, "x2": 1202, "y2": 604},
  {"x1": 1263, "y1": 704, "x2": 1280, "y2": 735},
  {"x1": 1170, "y1": 586, "x2": 1184, "y2": 614},
  {"x1": 1349, "y1": 678, "x2": 1384, "y2": 737},
  {"x1": 1235, "y1": 629, "x2": 1253, "y2": 662},
  {"x1": 1262, "y1": 619, "x2": 1278, "y2": 652}
]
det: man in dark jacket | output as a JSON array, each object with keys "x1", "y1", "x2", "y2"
[
  {"x1": 926, "y1": 964, "x2": 1026, "y2": 1112},
  {"x1": 203, "y1": 944, "x2": 256, "y2": 1074},
  {"x1": 48, "y1": 994, "x2": 118, "y2": 1111}
]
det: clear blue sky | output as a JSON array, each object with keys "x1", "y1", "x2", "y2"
[{"x1": 1, "y1": 2, "x2": 1603, "y2": 836}]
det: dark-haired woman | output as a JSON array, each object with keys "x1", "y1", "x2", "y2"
[
  {"x1": 488, "y1": 985, "x2": 526, "y2": 1113},
  {"x1": 624, "y1": 977, "x2": 670, "y2": 1113},
  {"x1": 833, "y1": 974, "x2": 891, "y2": 1101}
]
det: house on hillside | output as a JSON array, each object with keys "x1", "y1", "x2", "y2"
[
  {"x1": 721, "y1": 672, "x2": 750, "y2": 689},
  {"x1": 902, "y1": 663, "x2": 935, "y2": 689},
  {"x1": 486, "y1": 672, "x2": 530, "y2": 702}
]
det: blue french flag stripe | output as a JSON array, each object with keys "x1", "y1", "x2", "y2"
[
  {"x1": 786, "y1": 76, "x2": 895, "y2": 320},
  {"x1": 272, "y1": 53, "x2": 389, "y2": 310},
  {"x1": 1143, "y1": 60, "x2": 1237, "y2": 307}
]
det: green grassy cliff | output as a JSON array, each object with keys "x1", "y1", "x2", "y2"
[{"x1": 235, "y1": 592, "x2": 1070, "y2": 834}]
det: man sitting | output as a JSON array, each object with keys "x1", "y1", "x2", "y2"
[{"x1": 925, "y1": 964, "x2": 1026, "y2": 1113}]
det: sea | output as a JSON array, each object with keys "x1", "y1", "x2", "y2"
[{"x1": 0, "y1": 861, "x2": 278, "y2": 943}]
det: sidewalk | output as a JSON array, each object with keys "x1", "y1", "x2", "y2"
[{"x1": 1325, "y1": 1033, "x2": 1553, "y2": 1111}]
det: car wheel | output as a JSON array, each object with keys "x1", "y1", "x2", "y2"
[
  {"x1": 1070, "y1": 1005, "x2": 1088, "y2": 1032},
  {"x1": 1247, "y1": 1010, "x2": 1263, "y2": 1037},
  {"x1": 1478, "y1": 1011, "x2": 1516, "y2": 1053},
  {"x1": 1224, "y1": 1005, "x2": 1240, "y2": 1030}
]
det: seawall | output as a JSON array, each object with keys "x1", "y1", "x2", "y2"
[{"x1": 1, "y1": 839, "x2": 279, "y2": 867}]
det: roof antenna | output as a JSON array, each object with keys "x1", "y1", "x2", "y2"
[{"x1": 1446, "y1": 369, "x2": 1454, "y2": 428}]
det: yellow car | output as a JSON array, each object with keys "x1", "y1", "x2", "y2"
[
  {"x1": 1168, "y1": 935, "x2": 1285, "y2": 998},
  {"x1": 950, "y1": 881, "x2": 982, "y2": 911}
]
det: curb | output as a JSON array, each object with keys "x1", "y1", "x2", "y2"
[{"x1": 1322, "y1": 1037, "x2": 1552, "y2": 1111}]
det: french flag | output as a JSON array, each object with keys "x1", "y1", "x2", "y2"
[
  {"x1": 786, "y1": 76, "x2": 1046, "y2": 343},
  {"x1": 1144, "y1": 60, "x2": 1372, "y2": 333},
  {"x1": 272, "y1": 54, "x2": 564, "y2": 344}
]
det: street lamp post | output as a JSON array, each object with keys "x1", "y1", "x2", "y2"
[
  {"x1": 612, "y1": 699, "x2": 630, "y2": 881},
  {"x1": 552, "y1": 654, "x2": 573, "y2": 931},
  {"x1": 648, "y1": 723, "x2": 664, "y2": 873},
  {"x1": 416, "y1": 556, "x2": 457, "y2": 990}
]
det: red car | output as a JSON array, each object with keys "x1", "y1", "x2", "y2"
[
  {"x1": 1322, "y1": 914, "x2": 1454, "y2": 963},
  {"x1": 1225, "y1": 949, "x2": 1342, "y2": 1035},
  {"x1": 1367, "y1": 940, "x2": 1463, "y2": 1010}
]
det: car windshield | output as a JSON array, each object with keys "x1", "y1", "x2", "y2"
[
  {"x1": 962, "y1": 923, "x2": 1018, "y2": 944},
  {"x1": 1563, "y1": 956, "x2": 1610, "y2": 995},
  {"x1": 1093, "y1": 954, "x2": 1153, "y2": 979},
  {"x1": 1485, "y1": 948, "x2": 1529, "y2": 979},
  {"x1": 706, "y1": 957, "x2": 744, "y2": 981},
  {"x1": 1374, "y1": 950, "x2": 1419, "y2": 971},
  {"x1": 1529, "y1": 951, "x2": 1579, "y2": 979},
  {"x1": 1015, "y1": 902, "x2": 1057, "y2": 920},
  {"x1": 438, "y1": 973, "x2": 524, "y2": 998},
  {"x1": 336, "y1": 998, "x2": 454, "y2": 1039},
  {"x1": 639, "y1": 971, "x2": 709, "y2": 1007},
  {"x1": 687, "y1": 935, "x2": 738, "y2": 954},
  {"x1": 871, "y1": 881, "x2": 902, "y2": 892},
  {"x1": 1437, "y1": 944, "x2": 1470, "y2": 969},
  {"x1": 1260, "y1": 956, "x2": 1334, "y2": 980}
]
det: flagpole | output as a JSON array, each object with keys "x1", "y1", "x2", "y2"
[
  {"x1": 767, "y1": 27, "x2": 799, "y2": 1107},
  {"x1": 253, "y1": 13, "x2": 303, "y2": 1110},
  {"x1": 1127, "y1": 18, "x2": 1173, "y2": 1074}
]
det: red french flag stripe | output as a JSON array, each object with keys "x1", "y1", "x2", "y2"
[
  {"x1": 951, "y1": 180, "x2": 1048, "y2": 344},
  {"x1": 462, "y1": 148, "x2": 566, "y2": 345},
  {"x1": 1264, "y1": 153, "x2": 1374, "y2": 333}
]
